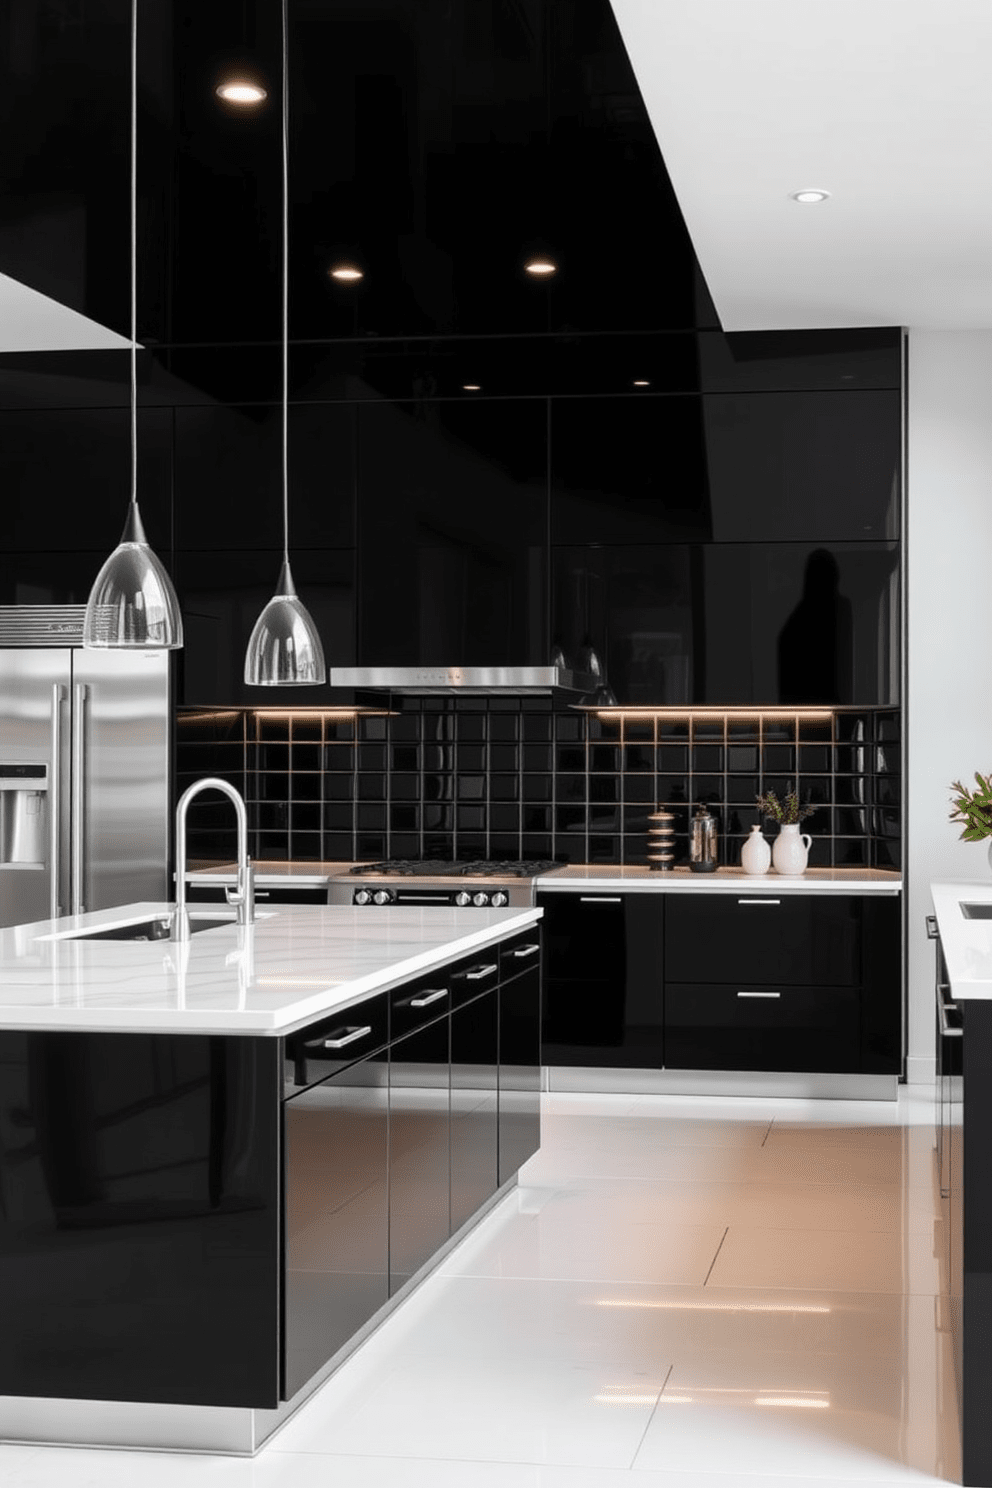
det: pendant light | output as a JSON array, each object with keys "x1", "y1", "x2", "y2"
[
  {"x1": 83, "y1": 0, "x2": 182, "y2": 651},
  {"x1": 244, "y1": 0, "x2": 325, "y2": 686}
]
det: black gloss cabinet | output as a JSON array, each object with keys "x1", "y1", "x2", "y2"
[
  {"x1": 539, "y1": 892, "x2": 665, "y2": 1067},
  {"x1": 0, "y1": 1031, "x2": 282, "y2": 1408},
  {"x1": 538, "y1": 891, "x2": 900, "y2": 1078},
  {"x1": 0, "y1": 929, "x2": 541, "y2": 1415}
]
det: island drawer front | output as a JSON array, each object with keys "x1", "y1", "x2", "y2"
[
  {"x1": 286, "y1": 994, "x2": 389, "y2": 1091},
  {"x1": 449, "y1": 956, "x2": 502, "y2": 1009},
  {"x1": 665, "y1": 894, "x2": 861, "y2": 986},
  {"x1": 390, "y1": 972, "x2": 453, "y2": 1039},
  {"x1": 499, "y1": 929, "x2": 542, "y2": 985},
  {"x1": 664, "y1": 981, "x2": 861, "y2": 1073}
]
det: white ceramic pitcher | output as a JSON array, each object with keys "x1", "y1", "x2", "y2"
[{"x1": 772, "y1": 822, "x2": 812, "y2": 875}]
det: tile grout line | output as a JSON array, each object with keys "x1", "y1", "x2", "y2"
[
  {"x1": 627, "y1": 1362, "x2": 673, "y2": 1471},
  {"x1": 702, "y1": 1225, "x2": 729, "y2": 1286}
]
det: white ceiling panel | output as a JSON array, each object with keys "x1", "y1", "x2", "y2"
[{"x1": 610, "y1": 0, "x2": 992, "y2": 329}]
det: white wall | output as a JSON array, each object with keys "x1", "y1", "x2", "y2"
[{"x1": 906, "y1": 331, "x2": 992, "y2": 1082}]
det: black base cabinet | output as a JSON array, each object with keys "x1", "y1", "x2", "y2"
[
  {"x1": 538, "y1": 890, "x2": 900, "y2": 1078},
  {"x1": 0, "y1": 1031, "x2": 283, "y2": 1409},
  {"x1": 538, "y1": 892, "x2": 665, "y2": 1067},
  {"x1": 0, "y1": 928, "x2": 541, "y2": 1413}
]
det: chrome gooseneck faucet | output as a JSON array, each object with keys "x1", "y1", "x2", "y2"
[{"x1": 172, "y1": 777, "x2": 254, "y2": 942}]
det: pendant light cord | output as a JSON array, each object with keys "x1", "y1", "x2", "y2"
[
  {"x1": 281, "y1": 0, "x2": 290, "y2": 567},
  {"x1": 130, "y1": 0, "x2": 138, "y2": 510}
]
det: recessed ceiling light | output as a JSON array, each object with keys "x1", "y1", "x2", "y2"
[
  {"x1": 329, "y1": 265, "x2": 364, "y2": 282},
  {"x1": 462, "y1": 383, "x2": 481, "y2": 391},
  {"x1": 524, "y1": 258, "x2": 557, "y2": 276},
  {"x1": 633, "y1": 379, "x2": 650, "y2": 387},
  {"x1": 215, "y1": 79, "x2": 268, "y2": 105},
  {"x1": 789, "y1": 189, "x2": 830, "y2": 204}
]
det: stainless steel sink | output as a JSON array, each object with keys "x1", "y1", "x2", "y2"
[
  {"x1": 960, "y1": 903, "x2": 992, "y2": 919},
  {"x1": 64, "y1": 915, "x2": 233, "y2": 942}
]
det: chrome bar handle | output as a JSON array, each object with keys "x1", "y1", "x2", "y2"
[
  {"x1": 410, "y1": 988, "x2": 448, "y2": 1008},
  {"x1": 466, "y1": 963, "x2": 498, "y2": 981},
  {"x1": 49, "y1": 683, "x2": 64, "y2": 920},
  {"x1": 938, "y1": 998, "x2": 963, "y2": 1039},
  {"x1": 737, "y1": 990, "x2": 782, "y2": 998},
  {"x1": 580, "y1": 896, "x2": 622, "y2": 903},
  {"x1": 512, "y1": 942, "x2": 540, "y2": 958},
  {"x1": 317, "y1": 1025, "x2": 372, "y2": 1050},
  {"x1": 71, "y1": 683, "x2": 88, "y2": 915},
  {"x1": 738, "y1": 899, "x2": 781, "y2": 906}
]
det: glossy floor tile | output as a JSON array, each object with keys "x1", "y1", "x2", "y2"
[{"x1": 2, "y1": 1086, "x2": 957, "y2": 1488}]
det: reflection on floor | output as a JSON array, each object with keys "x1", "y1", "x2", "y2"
[{"x1": 0, "y1": 1088, "x2": 959, "y2": 1487}]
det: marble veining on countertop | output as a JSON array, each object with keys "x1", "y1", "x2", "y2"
[
  {"x1": 931, "y1": 879, "x2": 992, "y2": 999},
  {"x1": 0, "y1": 903, "x2": 540, "y2": 1036},
  {"x1": 537, "y1": 865, "x2": 902, "y2": 893}
]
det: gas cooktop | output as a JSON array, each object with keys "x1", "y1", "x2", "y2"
[{"x1": 348, "y1": 859, "x2": 559, "y2": 879}]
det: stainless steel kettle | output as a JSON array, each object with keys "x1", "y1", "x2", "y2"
[{"x1": 689, "y1": 803, "x2": 718, "y2": 873}]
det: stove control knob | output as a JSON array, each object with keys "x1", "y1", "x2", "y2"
[
  {"x1": 473, "y1": 891, "x2": 490, "y2": 907},
  {"x1": 490, "y1": 890, "x2": 508, "y2": 907},
  {"x1": 455, "y1": 891, "x2": 472, "y2": 907},
  {"x1": 354, "y1": 889, "x2": 372, "y2": 905},
  {"x1": 373, "y1": 890, "x2": 393, "y2": 906}
]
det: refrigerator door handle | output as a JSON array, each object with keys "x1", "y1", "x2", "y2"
[
  {"x1": 50, "y1": 683, "x2": 65, "y2": 920},
  {"x1": 72, "y1": 682, "x2": 88, "y2": 915}
]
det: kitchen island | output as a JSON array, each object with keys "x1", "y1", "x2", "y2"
[{"x1": 0, "y1": 901, "x2": 542, "y2": 1455}]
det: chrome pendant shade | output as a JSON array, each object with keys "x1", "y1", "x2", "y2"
[
  {"x1": 83, "y1": 504, "x2": 184, "y2": 648},
  {"x1": 244, "y1": 559, "x2": 325, "y2": 685},
  {"x1": 243, "y1": 0, "x2": 326, "y2": 686},
  {"x1": 83, "y1": 0, "x2": 182, "y2": 652}
]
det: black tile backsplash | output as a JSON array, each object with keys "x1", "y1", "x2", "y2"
[{"x1": 177, "y1": 703, "x2": 901, "y2": 873}]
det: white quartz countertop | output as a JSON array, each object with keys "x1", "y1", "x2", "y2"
[
  {"x1": 930, "y1": 879, "x2": 992, "y2": 999},
  {"x1": 536, "y1": 865, "x2": 902, "y2": 893},
  {"x1": 0, "y1": 903, "x2": 541, "y2": 1036}
]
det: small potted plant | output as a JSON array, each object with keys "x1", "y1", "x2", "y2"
[
  {"x1": 950, "y1": 772, "x2": 992, "y2": 869},
  {"x1": 755, "y1": 788, "x2": 815, "y2": 876}
]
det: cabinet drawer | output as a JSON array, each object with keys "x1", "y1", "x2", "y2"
[
  {"x1": 536, "y1": 892, "x2": 624, "y2": 983},
  {"x1": 449, "y1": 955, "x2": 501, "y2": 1009},
  {"x1": 499, "y1": 930, "x2": 542, "y2": 983},
  {"x1": 665, "y1": 894, "x2": 861, "y2": 986},
  {"x1": 664, "y1": 981, "x2": 860, "y2": 1073},
  {"x1": 390, "y1": 974, "x2": 452, "y2": 1039},
  {"x1": 285, "y1": 995, "x2": 389, "y2": 1090}
]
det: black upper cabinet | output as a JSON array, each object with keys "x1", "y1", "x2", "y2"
[
  {"x1": 357, "y1": 398, "x2": 548, "y2": 667},
  {"x1": 173, "y1": 402, "x2": 356, "y2": 551},
  {"x1": 551, "y1": 397, "x2": 711, "y2": 547},
  {"x1": 703, "y1": 390, "x2": 901, "y2": 542},
  {"x1": 554, "y1": 541, "x2": 900, "y2": 706},
  {"x1": 177, "y1": 548, "x2": 354, "y2": 705},
  {"x1": 0, "y1": 400, "x2": 172, "y2": 557}
]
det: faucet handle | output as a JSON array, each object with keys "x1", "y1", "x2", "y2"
[{"x1": 227, "y1": 858, "x2": 256, "y2": 926}]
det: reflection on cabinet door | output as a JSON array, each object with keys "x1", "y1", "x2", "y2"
[
  {"x1": 388, "y1": 1016, "x2": 450, "y2": 1295},
  {"x1": 498, "y1": 962, "x2": 542, "y2": 1185},
  {"x1": 450, "y1": 990, "x2": 499, "y2": 1234},
  {"x1": 283, "y1": 1054, "x2": 389, "y2": 1400}
]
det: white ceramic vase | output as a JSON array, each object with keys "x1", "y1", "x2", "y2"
[
  {"x1": 772, "y1": 822, "x2": 812, "y2": 876},
  {"x1": 740, "y1": 825, "x2": 771, "y2": 875}
]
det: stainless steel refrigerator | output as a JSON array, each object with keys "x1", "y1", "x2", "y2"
[{"x1": 0, "y1": 606, "x2": 170, "y2": 930}]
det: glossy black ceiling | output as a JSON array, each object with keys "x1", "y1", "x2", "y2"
[{"x1": 1, "y1": 0, "x2": 712, "y2": 353}]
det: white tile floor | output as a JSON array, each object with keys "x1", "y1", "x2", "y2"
[{"x1": 0, "y1": 1087, "x2": 961, "y2": 1487}]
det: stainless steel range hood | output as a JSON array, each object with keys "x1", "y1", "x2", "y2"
[{"x1": 327, "y1": 665, "x2": 598, "y2": 695}]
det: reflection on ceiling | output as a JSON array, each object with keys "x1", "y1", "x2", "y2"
[{"x1": 0, "y1": 273, "x2": 129, "y2": 354}]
